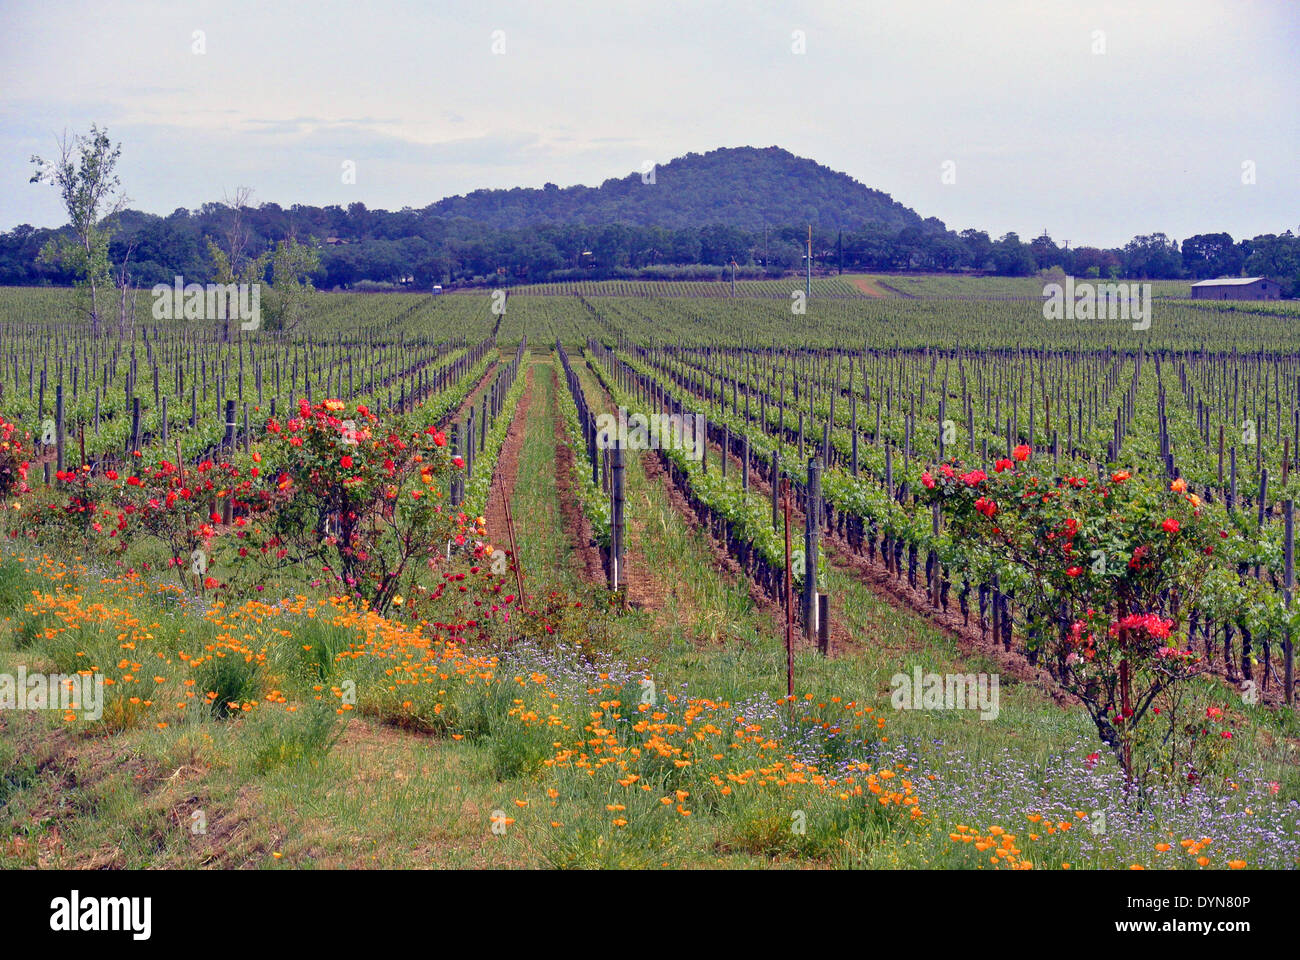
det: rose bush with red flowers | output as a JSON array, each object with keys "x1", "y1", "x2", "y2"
[
  {"x1": 0, "y1": 398, "x2": 605, "y2": 654},
  {"x1": 0, "y1": 415, "x2": 29, "y2": 505},
  {"x1": 221, "y1": 398, "x2": 481, "y2": 613},
  {"x1": 24, "y1": 449, "x2": 247, "y2": 590},
  {"x1": 13, "y1": 399, "x2": 479, "y2": 614},
  {"x1": 925, "y1": 450, "x2": 1223, "y2": 784}
]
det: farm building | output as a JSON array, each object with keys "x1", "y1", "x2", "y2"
[{"x1": 1190, "y1": 277, "x2": 1280, "y2": 300}]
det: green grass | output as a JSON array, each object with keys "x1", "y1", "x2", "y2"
[{"x1": 509, "y1": 360, "x2": 585, "y2": 596}]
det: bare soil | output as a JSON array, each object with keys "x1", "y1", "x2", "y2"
[
  {"x1": 482, "y1": 364, "x2": 532, "y2": 558},
  {"x1": 552, "y1": 365, "x2": 608, "y2": 589}
]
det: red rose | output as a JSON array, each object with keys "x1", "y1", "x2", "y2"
[
  {"x1": 1012, "y1": 444, "x2": 1031, "y2": 462},
  {"x1": 1162, "y1": 518, "x2": 1179, "y2": 533}
]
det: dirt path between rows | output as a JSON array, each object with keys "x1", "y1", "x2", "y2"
[
  {"x1": 843, "y1": 274, "x2": 888, "y2": 298},
  {"x1": 482, "y1": 365, "x2": 532, "y2": 557},
  {"x1": 440, "y1": 359, "x2": 499, "y2": 428},
  {"x1": 618, "y1": 462, "x2": 672, "y2": 612},
  {"x1": 552, "y1": 363, "x2": 609, "y2": 590},
  {"x1": 559, "y1": 364, "x2": 668, "y2": 611}
]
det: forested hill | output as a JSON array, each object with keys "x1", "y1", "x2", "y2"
[
  {"x1": 426, "y1": 146, "x2": 929, "y2": 233},
  {"x1": 4, "y1": 143, "x2": 1295, "y2": 292}
]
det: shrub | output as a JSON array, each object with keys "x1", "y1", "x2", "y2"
[
  {"x1": 924, "y1": 452, "x2": 1219, "y2": 784},
  {"x1": 249, "y1": 699, "x2": 345, "y2": 774},
  {"x1": 0, "y1": 415, "x2": 29, "y2": 502},
  {"x1": 226, "y1": 398, "x2": 481, "y2": 614}
]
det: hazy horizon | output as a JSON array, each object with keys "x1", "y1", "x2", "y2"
[{"x1": 2, "y1": 0, "x2": 1296, "y2": 248}]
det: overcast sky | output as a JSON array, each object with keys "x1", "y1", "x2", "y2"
[{"x1": 1, "y1": 0, "x2": 1296, "y2": 247}]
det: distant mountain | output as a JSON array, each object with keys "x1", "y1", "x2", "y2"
[{"x1": 424, "y1": 146, "x2": 929, "y2": 233}]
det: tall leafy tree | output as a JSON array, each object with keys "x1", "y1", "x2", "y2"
[{"x1": 1180, "y1": 232, "x2": 1238, "y2": 279}]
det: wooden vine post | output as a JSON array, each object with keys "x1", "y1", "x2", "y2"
[
  {"x1": 804, "y1": 456, "x2": 821, "y2": 645},
  {"x1": 1286, "y1": 499, "x2": 1295, "y2": 706},
  {"x1": 783, "y1": 478, "x2": 794, "y2": 698},
  {"x1": 450, "y1": 424, "x2": 462, "y2": 506},
  {"x1": 611, "y1": 436, "x2": 626, "y2": 600},
  {"x1": 55, "y1": 384, "x2": 65, "y2": 480},
  {"x1": 497, "y1": 472, "x2": 525, "y2": 606},
  {"x1": 1119, "y1": 616, "x2": 1133, "y2": 785}
]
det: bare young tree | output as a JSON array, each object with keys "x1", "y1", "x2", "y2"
[
  {"x1": 208, "y1": 187, "x2": 256, "y2": 340},
  {"x1": 115, "y1": 237, "x2": 140, "y2": 339},
  {"x1": 30, "y1": 125, "x2": 128, "y2": 337},
  {"x1": 222, "y1": 186, "x2": 255, "y2": 277}
]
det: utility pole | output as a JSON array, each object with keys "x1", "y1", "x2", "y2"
[{"x1": 806, "y1": 224, "x2": 812, "y2": 300}]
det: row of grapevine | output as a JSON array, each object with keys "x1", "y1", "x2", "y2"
[{"x1": 608, "y1": 332, "x2": 1297, "y2": 700}]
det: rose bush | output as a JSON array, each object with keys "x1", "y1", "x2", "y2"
[
  {"x1": 0, "y1": 414, "x2": 29, "y2": 497},
  {"x1": 924, "y1": 451, "x2": 1226, "y2": 786},
  {"x1": 0, "y1": 414, "x2": 30, "y2": 531},
  {"x1": 218, "y1": 398, "x2": 484, "y2": 614},
  {"x1": 12, "y1": 399, "x2": 483, "y2": 614},
  {"x1": 20, "y1": 452, "x2": 238, "y2": 592}
]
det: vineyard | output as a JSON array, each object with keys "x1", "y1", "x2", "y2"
[{"x1": 1, "y1": 282, "x2": 1298, "y2": 871}]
